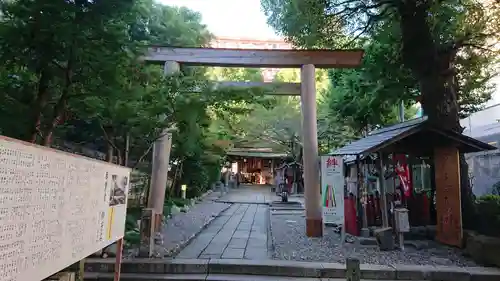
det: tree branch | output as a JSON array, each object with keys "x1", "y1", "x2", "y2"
[
  {"x1": 130, "y1": 129, "x2": 174, "y2": 169},
  {"x1": 99, "y1": 122, "x2": 120, "y2": 153}
]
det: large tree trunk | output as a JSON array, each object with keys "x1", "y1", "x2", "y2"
[
  {"x1": 102, "y1": 125, "x2": 116, "y2": 164},
  {"x1": 28, "y1": 70, "x2": 51, "y2": 144},
  {"x1": 42, "y1": 96, "x2": 67, "y2": 146},
  {"x1": 397, "y1": 2, "x2": 474, "y2": 228}
]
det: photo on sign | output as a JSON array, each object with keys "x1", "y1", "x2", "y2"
[{"x1": 109, "y1": 174, "x2": 128, "y2": 206}]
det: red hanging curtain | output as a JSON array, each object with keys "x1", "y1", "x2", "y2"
[{"x1": 393, "y1": 154, "x2": 412, "y2": 198}]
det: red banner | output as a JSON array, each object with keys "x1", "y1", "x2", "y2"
[
  {"x1": 393, "y1": 154, "x2": 412, "y2": 197},
  {"x1": 344, "y1": 197, "x2": 359, "y2": 236}
]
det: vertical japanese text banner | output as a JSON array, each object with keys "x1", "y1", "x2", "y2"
[{"x1": 320, "y1": 155, "x2": 344, "y2": 225}]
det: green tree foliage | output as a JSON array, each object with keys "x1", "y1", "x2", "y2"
[
  {"x1": 0, "y1": 0, "x2": 273, "y2": 199},
  {"x1": 0, "y1": 0, "x2": 138, "y2": 143},
  {"x1": 234, "y1": 96, "x2": 302, "y2": 155},
  {"x1": 261, "y1": 0, "x2": 500, "y2": 129},
  {"x1": 211, "y1": 68, "x2": 302, "y2": 159},
  {"x1": 213, "y1": 66, "x2": 354, "y2": 156},
  {"x1": 325, "y1": 23, "x2": 419, "y2": 133}
]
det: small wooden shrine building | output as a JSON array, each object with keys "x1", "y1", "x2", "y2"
[{"x1": 332, "y1": 117, "x2": 495, "y2": 247}]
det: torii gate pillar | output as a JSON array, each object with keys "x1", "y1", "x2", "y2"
[
  {"x1": 148, "y1": 61, "x2": 178, "y2": 231},
  {"x1": 301, "y1": 64, "x2": 322, "y2": 237}
]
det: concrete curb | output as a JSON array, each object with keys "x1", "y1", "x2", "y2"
[
  {"x1": 199, "y1": 189, "x2": 214, "y2": 200},
  {"x1": 214, "y1": 200, "x2": 271, "y2": 205},
  {"x1": 265, "y1": 204, "x2": 275, "y2": 257},
  {"x1": 83, "y1": 272, "x2": 322, "y2": 281},
  {"x1": 267, "y1": 204, "x2": 278, "y2": 259},
  {"x1": 82, "y1": 258, "x2": 500, "y2": 281}
]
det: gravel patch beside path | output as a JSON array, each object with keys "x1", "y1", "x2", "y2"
[
  {"x1": 156, "y1": 193, "x2": 232, "y2": 257},
  {"x1": 270, "y1": 212, "x2": 477, "y2": 267}
]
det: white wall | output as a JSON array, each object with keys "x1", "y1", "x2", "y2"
[{"x1": 461, "y1": 104, "x2": 500, "y2": 136}]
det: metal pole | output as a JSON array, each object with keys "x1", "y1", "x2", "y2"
[
  {"x1": 124, "y1": 133, "x2": 130, "y2": 166},
  {"x1": 361, "y1": 163, "x2": 369, "y2": 237},
  {"x1": 224, "y1": 165, "x2": 230, "y2": 193},
  {"x1": 110, "y1": 151, "x2": 123, "y2": 281},
  {"x1": 378, "y1": 152, "x2": 389, "y2": 227},
  {"x1": 355, "y1": 156, "x2": 361, "y2": 231},
  {"x1": 399, "y1": 232, "x2": 405, "y2": 250},
  {"x1": 300, "y1": 64, "x2": 322, "y2": 237},
  {"x1": 398, "y1": 101, "x2": 405, "y2": 122}
]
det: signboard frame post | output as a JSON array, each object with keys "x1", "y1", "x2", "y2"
[{"x1": 138, "y1": 208, "x2": 155, "y2": 257}]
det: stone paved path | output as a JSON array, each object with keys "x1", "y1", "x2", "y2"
[{"x1": 176, "y1": 203, "x2": 270, "y2": 260}]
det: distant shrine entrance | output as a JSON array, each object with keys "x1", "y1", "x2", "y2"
[{"x1": 226, "y1": 148, "x2": 288, "y2": 185}]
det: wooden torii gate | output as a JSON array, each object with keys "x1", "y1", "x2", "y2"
[{"x1": 144, "y1": 46, "x2": 363, "y2": 237}]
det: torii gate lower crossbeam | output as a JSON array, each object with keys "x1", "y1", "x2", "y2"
[{"x1": 144, "y1": 47, "x2": 364, "y2": 237}]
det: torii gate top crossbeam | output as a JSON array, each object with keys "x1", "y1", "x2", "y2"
[{"x1": 144, "y1": 47, "x2": 364, "y2": 68}]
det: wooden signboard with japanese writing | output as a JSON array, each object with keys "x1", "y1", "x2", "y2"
[
  {"x1": 434, "y1": 146, "x2": 463, "y2": 247},
  {"x1": 0, "y1": 136, "x2": 130, "y2": 281}
]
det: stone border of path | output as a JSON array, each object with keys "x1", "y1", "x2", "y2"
[
  {"x1": 215, "y1": 200, "x2": 265, "y2": 204},
  {"x1": 83, "y1": 258, "x2": 500, "y2": 281},
  {"x1": 199, "y1": 189, "x2": 216, "y2": 200},
  {"x1": 265, "y1": 205, "x2": 275, "y2": 255},
  {"x1": 267, "y1": 204, "x2": 277, "y2": 257}
]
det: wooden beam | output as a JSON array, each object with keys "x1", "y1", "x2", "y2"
[
  {"x1": 214, "y1": 81, "x2": 300, "y2": 95},
  {"x1": 143, "y1": 47, "x2": 364, "y2": 68}
]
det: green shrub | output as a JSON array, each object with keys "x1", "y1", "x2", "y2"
[
  {"x1": 179, "y1": 152, "x2": 222, "y2": 199},
  {"x1": 171, "y1": 197, "x2": 189, "y2": 207},
  {"x1": 125, "y1": 230, "x2": 140, "y2": 245},
  {"x1": 125, "y1": 215, "x2": 138, "y2": 230},
  {"x1": 164, "y1": 196, "x2": 175, "y2": 212},
  {"x1": 127, "y1": 207, "x2": 142, "y2": 220},
  {"x1": 125, "y1": 207, "x2": 142, "y2": 233},
  {"x1": 186, "y1": 185, "x2": 204, "y2": 198},
  {"x1": 124, "y1": 212, "x2": 140, "y2": 245},
  {"x1": 474, "y1": 195, "x2": 500, "y2": 236}
]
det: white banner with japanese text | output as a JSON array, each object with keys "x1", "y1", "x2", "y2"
[{"x1": 320, "y1": 155, "x2": 344, "y2": 225}]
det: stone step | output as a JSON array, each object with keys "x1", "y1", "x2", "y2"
[
  {"x1": 81, "y1": 258, "x2": 500, "y2": 281},
  {"x1": 84, "y1": 272, "x2": 335, "y2": 280},
  {"x1": 270, "y1": 201, "x2": 303, "y2": 207},
  {"x1": 84, "y1": 273, "x2": 206, "y2": 281},
  {"x1": 83, "y1": 272, "x2": 424, "y2": 281}
]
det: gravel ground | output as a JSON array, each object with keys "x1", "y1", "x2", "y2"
[
  {"x1": 270, "y1": 212, "x2": 477, "y2": 266},
  {"x1": 157, "y1": 199, "x2": 232, "y2": 257},
  {"x1": 124, "y1": 190, "x2": 231, "y2": 258}
]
